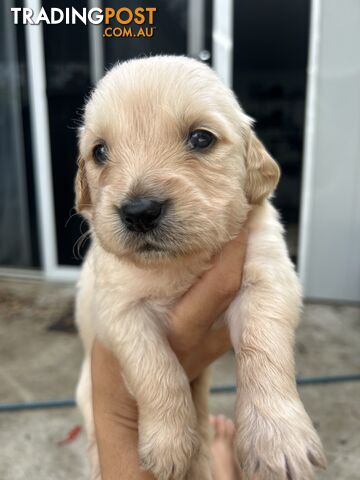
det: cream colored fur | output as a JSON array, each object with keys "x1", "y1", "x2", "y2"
[{"x1": 75, "y1": 56, "x2": 325, "y2": 480}]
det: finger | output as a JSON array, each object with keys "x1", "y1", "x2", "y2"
[
  {"x1": 206, "y1": 325, "x2": 233, "y2": 359},
  {"x1": 212, "y1": 225, "x2": 248, "y2": 292},
  {"x1": 180, "y1": 325, "x2": 233, "y2": 380},
  {"x1": 168, "y1": 226, "x2": 248, "y2": 352}
]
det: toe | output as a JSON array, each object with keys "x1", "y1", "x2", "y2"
[
  {"x1": 211, "y1": 415, "x2": 220, "y2": 439},
  {"x1": 225, "y1": 418, "x2": 235, "y2": 438},
  {"x1": 307, "y1": 448, "x2": 327, "y2": 469},
  {"x1": 217, "y1": 415, "x2": 227, "y2": 437}
]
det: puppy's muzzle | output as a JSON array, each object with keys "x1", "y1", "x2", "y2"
[{"x1": 119, "y1": 197, "x2": 167, "y2": 233}]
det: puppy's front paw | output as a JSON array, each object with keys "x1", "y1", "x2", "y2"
[
  {"x1": 236, "y1": 400, "x2": 326, "y2": 480},
  {"x1": 139, "y1": 419, "x2": 199, "y2": 480}
]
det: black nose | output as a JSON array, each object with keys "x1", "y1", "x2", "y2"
[{"x1": 119, "y1": 197, "x2": 165, "y2": 233}]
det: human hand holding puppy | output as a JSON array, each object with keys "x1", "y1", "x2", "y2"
[{"x1": 91, "y1": 228, "x2": 248, "y2": 480}]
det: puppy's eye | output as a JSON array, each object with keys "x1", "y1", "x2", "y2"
[
  {"x1": 189, "y1": 130, "x2": 215, "y2": 150},
  {"x1": 92, "y1": 143, "x2": 107, "y2": 165}
]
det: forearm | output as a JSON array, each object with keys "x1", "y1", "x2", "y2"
[
  {"x1": 94, "y1": 413, "x2": 154, "y2": 480},
  {"x1": 235, "y1": 292, "x2": 299, "y2": 400},
  {"x1": 92, "y1": 340, "x2": 155, "y2": 480},
  {"x1": 236, "y1": 313, "x2": 298, "y2": 401}
]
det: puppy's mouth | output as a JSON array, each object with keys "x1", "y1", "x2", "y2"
[
  {"x1": 138, "y1": 242, "x2": 165, "y2": 253},
  {"x1": 121, "y1": 227, "x2": 176, "y2": 257},
  {"x1": 116, "y1": 224, "x2": 207, "y2": 262},
  {"x1": 121, "y1": 226, "x2": 189, "y2": 259}
]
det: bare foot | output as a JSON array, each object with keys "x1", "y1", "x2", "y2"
[{"x1": 210, "y1": 415, "x2": 242, "y2": 480}]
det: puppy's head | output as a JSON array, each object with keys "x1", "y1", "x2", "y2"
[{"x1": 76, "y1": 56, "x2": 279, "y2": 264}]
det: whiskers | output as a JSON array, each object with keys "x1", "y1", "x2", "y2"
[
  {"x1": 65, "y1": 207, "x2": 81, "y2": 228},
  {"x1": 72, "y1": 222, "x2": 91, "y2": 260},
  {"x1": 65, "y1": 207, "x2": 92, "y2": 261}
]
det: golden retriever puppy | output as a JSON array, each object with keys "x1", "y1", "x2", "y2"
[{"x1": 75, "y1": 56, "x2": 325, "y2": 480}]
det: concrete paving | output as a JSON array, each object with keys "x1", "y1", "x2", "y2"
[{"x1": 0, "y1": 277, "x2": 359, "y2": 479}]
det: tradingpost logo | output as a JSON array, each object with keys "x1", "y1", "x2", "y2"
[{"x1": 10, "y1": 6, "x2": 157, "y2": 38}]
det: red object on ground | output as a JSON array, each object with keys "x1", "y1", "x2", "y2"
[{"x1": 57, "y1": 425, "x2": 82, "y2": 446}]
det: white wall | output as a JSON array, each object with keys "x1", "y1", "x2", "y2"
[{"x1": 299, "y1": 0, "x2": 360, "y2": 302}]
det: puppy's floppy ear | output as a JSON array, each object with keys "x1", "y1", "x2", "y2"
[
  {"x1": 75, "y1": 155, "x2": 91, "y2": 214},
  {"x1": 244, "y1": 131, "x2": 280, "y2": 204}
]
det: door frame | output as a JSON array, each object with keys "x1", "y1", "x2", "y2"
[{"x1": 298, "y1": 0, "x2": 321, "y2": 288}]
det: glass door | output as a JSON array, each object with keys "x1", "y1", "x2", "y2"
[
  {"x1": 232, "y1": 0, "x2": 311, "y2": 262},
  {"x1": 0, "y1": 4, "x2": 34, "y2": 268}
]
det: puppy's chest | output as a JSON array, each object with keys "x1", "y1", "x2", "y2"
[{"x1": 96, "y1": 266, "x2": 200, "y2": 319}]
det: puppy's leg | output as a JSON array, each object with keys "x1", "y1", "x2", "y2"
[
  {"x1": 76, "y1": 357, "x2": 100, "y2": 480},
  {"x1": 187, "y1": 370, "x2": 213, "y2": 480},
  {"x1": 98, "y1": 306, "x2": 199, "y2": 480},
  {"x1": 227, "y1": 274, "x2": 326, "y2": 480}
]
